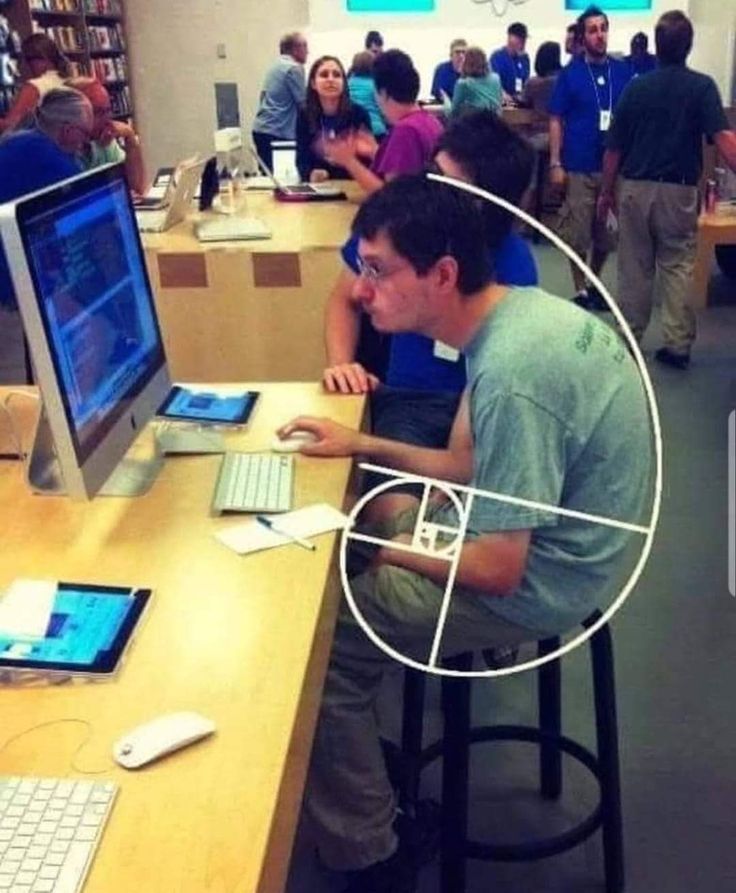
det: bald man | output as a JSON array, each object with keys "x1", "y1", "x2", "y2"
[{"x1": 68, "y1": 78, "x2": 145, "y2": 195}]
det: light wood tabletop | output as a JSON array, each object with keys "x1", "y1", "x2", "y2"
[
  {"x1": 0, "y1": 383, "x2": 366, "y2": 893},
  {"x1": 693, "y1": 211, "x2": 736, "y2": 309}
]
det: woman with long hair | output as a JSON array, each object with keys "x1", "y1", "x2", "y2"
[
  {"x1": 0, "y1": 34, "x2": 70, "y2": 133},
  {"x1": 296, "y1": 55, "x2": 375, "y2": 183}
]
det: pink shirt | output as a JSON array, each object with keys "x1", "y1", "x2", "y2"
[{"x1": 372, "y1": 109, "x2": 444, "y2": 178}]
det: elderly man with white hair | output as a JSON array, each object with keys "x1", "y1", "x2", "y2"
[{"x1": 0, "y1": 87, "x2": 92, "y2": 313}]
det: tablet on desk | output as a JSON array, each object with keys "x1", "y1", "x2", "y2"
[
  {"x1": 0, "y1": 583, "x2": 151, "y2": 677},
  {"x1": 157, "y1": 386, "x2": 259, "y2": 425}
]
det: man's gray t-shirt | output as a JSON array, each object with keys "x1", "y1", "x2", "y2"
[
  {"x1": 253, "y1": 55, "x2": 306, "y2": 140},
  {"x1": 442, "y1": 287, "x2": 652, "y2": 635}
]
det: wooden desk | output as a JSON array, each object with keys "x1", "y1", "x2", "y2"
[
  {"x1": 0, "y1": 383, "x2": 365, "y2": 893},
  {"x1": 419, "y1": 103, "x2": 537, "y2": 129},
  {"x1": 693, "y1": 212, "x2": 736, "y2": 309},
  {"x1": 141, "y1": 187, "x2": 362, "y2": 383}
]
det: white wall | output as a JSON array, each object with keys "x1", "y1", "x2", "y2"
[
  {"x1": 126, "y1": 0, "x2": 308, "y2": 174},
  {"x1": 688, "y1": 0, "x2": 736, "y2": 100},
  {"x1": 307, "y1": 0, "x2": 687, "y2": 97}
]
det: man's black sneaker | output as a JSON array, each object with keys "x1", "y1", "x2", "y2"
[
  {"x1": 572, "y1": 289, "x2": 592, "y2": 310},
  {"x1": 342, "y1": 848, "x2": 418, "y2": 893},
  {"x1": 655, "y1": 347, "x2": 690, "y2": 370},
  {"x1": 585, "y1": 284, "x2": 611, "y2": 311}
]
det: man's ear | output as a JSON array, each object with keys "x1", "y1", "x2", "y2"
[{"x1": 433, "y1": 255, "x2": 460, "y2": 293}]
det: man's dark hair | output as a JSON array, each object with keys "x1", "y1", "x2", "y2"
[
  {"x1": 508, "y1": 22, "x2": 528, "y2": 41},
  {"x1": 535, "y1": 41, "x2": 562, "y2": 77},
  {"x1": 577, "y1": 5, "x2": 609, "y2": 33},
  {"x1": 279, "y1": 32, "x2": 303, "y2": 55},
  {"x1": 434, "y1": 109, "x2": 535, "y2": 251},
  {"x1": 352, "y1": 176, "x2": 492, "y2": 296},
  {"x1": 631, "y1": 31, "x2": 648, "y2": 51},
  {"x1": 655, "y1": 11, "x2": 693, "y2": 65},
  {"x1": 373, "y1": 49, "x2": 420, "y2": 104},
  {"x1": 567, "y1": 22, "x2": 579, "y2": 36},
  {"x1": 365, "y1": 30, "x2": 384, "y2": 49}
]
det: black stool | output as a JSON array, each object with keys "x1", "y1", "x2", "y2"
[{"x1": 399, "y1": 612, "x2": 624, "y2": 893}]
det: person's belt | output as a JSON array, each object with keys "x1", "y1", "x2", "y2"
[{"x1": 625, "y1": 174, "x2": 698, "y2": 187}]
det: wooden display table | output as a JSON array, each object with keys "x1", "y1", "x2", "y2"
[
  {"x1": 693, "y1": 212, "x2": 736, "y2": 308},
  {"x1": 0, "y1": 383, "x2": 366, "y2": 893},
  {"x1": 141, "y1": 186, "x2": 362, "y2": 383}
]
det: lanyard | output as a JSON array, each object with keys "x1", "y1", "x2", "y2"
[{"x1": 585, "y1": 60, "x2": 613, "y2": 112}]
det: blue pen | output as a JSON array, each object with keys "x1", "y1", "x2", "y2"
[{"x1": 256, "y1": 515, "x2": 316, "y2": 551}]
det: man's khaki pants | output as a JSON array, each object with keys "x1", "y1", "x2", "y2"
[
  {"x1": 304, "y1": 509, "x2": 535, "y2": 871},
  {"x1": 617, "y1": 178, "x2": 698, "y2": 355}
]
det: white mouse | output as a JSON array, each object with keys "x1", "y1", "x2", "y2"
[
  {"x1": 271, "y1": 430, "x2": 318, "y2": 453},
  {"x1": 112, "y1": 711, "x2": 216, "y2": 769}
]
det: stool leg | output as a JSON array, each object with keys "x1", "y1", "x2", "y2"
[
  {"x1": 591, "y1": 626, "x2": 625, "y2": 893},
  {"x1": 440, "y1": 654, "x2": 473, "y2": 893},
  {"x1": 538, "y1": 637, "x2": 562, "y2": 800},
  {"x1": 400, "y1": 668, "x2": 426, "y2": 814}
]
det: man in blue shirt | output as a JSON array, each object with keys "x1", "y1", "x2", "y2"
[
  {"x1": 0, "y1": 88, "x2": 89, "y2": 313},
  {"x1": 430, "y1": 38, "x2": 467, "y2": 102},
  {"x1": 548, "y1": 4, "x2": 632, "y2": 310},
  {"x1": 490, "y1": 22, "x2": 530, "y2": 100},
  {"x1": 322, "y1": 110, "x2": 537, "y2": 517},
  {"x1": 251, "y1": 32, "x2": 308, "y2": 173}
]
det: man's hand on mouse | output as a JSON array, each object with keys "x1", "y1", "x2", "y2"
[{"x1": 277, "y1": 417, "x2": 364, "y2": 457}]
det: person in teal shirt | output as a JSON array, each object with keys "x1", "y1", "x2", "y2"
[
  {"x1": 451, "y1": 46, "x2": 502, "y2": 117},
  {"x1": 347, "y1": 51, "x2": 387, "y2": 139}
]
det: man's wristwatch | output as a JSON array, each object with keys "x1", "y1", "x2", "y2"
[{"x1": 550, "y1": 162, "x2": 563, "y2": 169}]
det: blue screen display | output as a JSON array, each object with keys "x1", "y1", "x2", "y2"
[
  {"x1": 0, "y1": 586, "x2": 137, "y2": 668},
  {"x1": 161, "y1": 388, "x2": 256, "y2": 423},
  {"x1": 22, "y1": 175, "x2": 162, "y2": 459},
  {"x1": 347, "y1": 0, "x2": 434, "y2": 11},
  {"x1": 566, "y1": 0, "x2": 651, "y2": 8}
]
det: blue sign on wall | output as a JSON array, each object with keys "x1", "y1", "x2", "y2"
[
  {"x1": 347, "y1": 0, "x2": 435, "y2": 11},
  {"x1": 566, "y1": 0, "x2": 651, "y2": 8}
]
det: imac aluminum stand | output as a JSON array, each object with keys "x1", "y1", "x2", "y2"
[{"x1": 27, "y1": 405, "x2": 164, "y2": 498}]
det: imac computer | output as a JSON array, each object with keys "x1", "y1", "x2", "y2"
[{"x1": 0, "y1": 164, "x2": 171, "y2": 499}]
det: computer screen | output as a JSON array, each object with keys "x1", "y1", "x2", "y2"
[{"x1": 0, "y1": 165, "x2": 170, "y2": 498}]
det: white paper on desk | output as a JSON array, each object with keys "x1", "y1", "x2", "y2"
[
  {"x1": 0, "y1": 579, "x2": 56, "y2": 638},
  {"x1": 215, "y1": 503, "x2": 349, "y2": 555}
]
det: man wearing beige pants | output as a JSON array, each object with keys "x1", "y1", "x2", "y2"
[{"x1": 598, "y1": 10, "x2": 736, "y2": 369}]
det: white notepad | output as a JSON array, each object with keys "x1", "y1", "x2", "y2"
[{"x1": 215, "y1": 503, "x2": 349, "y2": 555}]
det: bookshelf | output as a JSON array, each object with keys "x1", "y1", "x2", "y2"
[{"x1": 4, "y1": 0, "x2": 133, "y2": 120}]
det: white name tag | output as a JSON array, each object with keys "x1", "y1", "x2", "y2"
[
  {"x1": 599, "y1": 110, "x2": 612, "y2": 131},
  {"x1": 515, "y1": 77, "x2": 523, "y2": 94},
  {"x1": 433, "y1": 340, "x2": 460, "y2": 363}
]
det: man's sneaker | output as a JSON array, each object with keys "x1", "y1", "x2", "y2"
[
  {"x1": 341, "y1": 848, "x2": 418, "y2": 893},
  {"x1": 655, "y1": 347, "x2": 690, "y2": 370},
  {"x1": 585, "y1": 284, "x2": 611, "y2": 311},
  {"x1": 341, "y1": 801, "x2": 441, "y2": 893},
  {"x1": 572, "y1": 288, "x2": 591, "y2": 309}
]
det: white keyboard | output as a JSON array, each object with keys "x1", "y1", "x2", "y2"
[
  {"x1": 0, "y1": 776, "x2": 117, "y2": 893},
  {"x1": 212, "y1": 452, "x2": 293, "y2": 514}
]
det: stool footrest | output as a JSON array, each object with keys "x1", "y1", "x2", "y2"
[{"x1": 423, "y1": 723, "x2": 605, "y2": 862}]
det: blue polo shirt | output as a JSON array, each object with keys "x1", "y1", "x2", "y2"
[
  {"x1": 0, "y1": 130, "x2": 80, "y2": 310},
  {"x1": 341, "y1": 229, "x2": 538, "y2": 391},
  {"x1": 431, "y1": 60, "x2": 460, "y2": 102},
  {"x1": 548, "y1": 56, "x2": 632, "y2": 174},
  {"x1": 489, "y1": 48, "x2": 530, "y2": 96}
]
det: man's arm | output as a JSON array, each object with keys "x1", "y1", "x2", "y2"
[
  {"x1": 548, "y1": 115, "x2": 565, "y2": 187},
  {"x1": 323, "y1": 267, "x2": 379, "y2": 394},
  {"x1": 377, "y1": 528, "x2": 531, "y2": 597},
  {"x1": 278, "y1": 394, "x2": 473, "y2": 484},
  {"x1": 117, "y1": 123, "x2": 145, "y2": 195},
  {"x1": 714, "y1": 130, "x2": 736, "y2": 173},
  {"x1": 285, "y1": 65, "x2": 306, "y2": 106}
]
